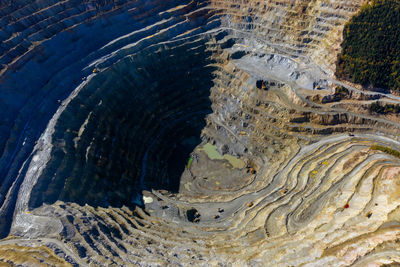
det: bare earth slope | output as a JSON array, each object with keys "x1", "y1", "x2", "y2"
[{"x1": 1, "y1": 0, "x2": 400, "y2": 266}]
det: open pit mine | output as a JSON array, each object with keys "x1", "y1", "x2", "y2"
[{"x1": 1, "y1": 0, "x2": 400, "y2": 266}]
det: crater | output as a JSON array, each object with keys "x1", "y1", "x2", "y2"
[
  {"x1": 28, "y1": 38, "x2": 216, "y2": 209},
  {"x1": 3, "y1": 0, "x2": 400, "y2": 266}
]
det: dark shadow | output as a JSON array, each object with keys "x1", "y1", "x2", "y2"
[
  {"x1": 186, "y1": 208, "x2": 200, "y2": 223},
  {"x1": 256, "y1": 80, "x2": 263, "y2": 89},
  {"x1": 256, "y1": 80, "x2": 267, "y2": 90},
  {"x1": 28, "y1": 36, "x2": 216, "y2": 209}
]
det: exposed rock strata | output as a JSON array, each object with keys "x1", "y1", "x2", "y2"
[{"x1": 1, "y1": 0, "x2": 400, "y2": 266}]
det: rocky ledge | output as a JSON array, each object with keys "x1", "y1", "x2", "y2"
[{"x1": 1, "y1": 0, "x2": 400, "y2": 266}]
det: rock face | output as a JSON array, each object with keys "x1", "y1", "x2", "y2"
[{"x1": 1, "y1": 0, "x2": 400, "y2": 266}]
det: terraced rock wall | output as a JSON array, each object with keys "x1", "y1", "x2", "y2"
[
  {"x1": 1, "y1": 0, "x2": 400, "y2": 266},
  {"x1": 210, "y1": 0, "x2": 365, "y2": 74}
]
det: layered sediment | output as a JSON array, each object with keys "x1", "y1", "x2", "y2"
[{"x1": 1, "y1": 0, "x2": 400, "y2": 266}]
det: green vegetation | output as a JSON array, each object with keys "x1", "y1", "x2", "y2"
[
  {"x1": 187, "y1": 156, "x2": 193, "y2": 169},
  {"x1": 370, "y1": 145, "x2": 400, "y2": 158},
  {"x1": 369, "y1": 101, "x2": 400, "y2": 114},
  {"x1": 335, "y1": 86, "x2": 350, "y2": 96},
  {"x1": 336, "y1": 0, "x2": 400, "y2": 92}
]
